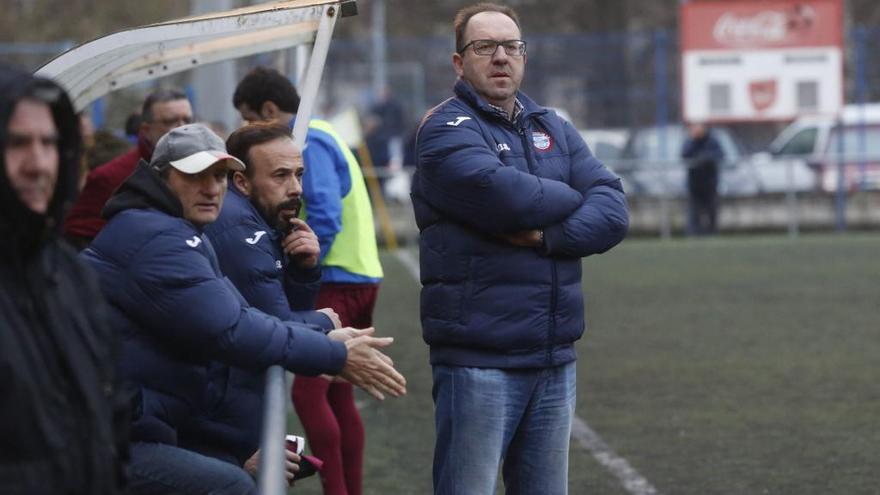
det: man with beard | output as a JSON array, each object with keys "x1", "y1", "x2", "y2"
[
  {"x1": 0, "y1": 63, "x2": 126, "y2": 493},
  {"x1": 234, "y1": 67, "x2": 383, "y2": 495},
  {"x1": 188, "y1": 122, "x2": 345, "y2": 483}
]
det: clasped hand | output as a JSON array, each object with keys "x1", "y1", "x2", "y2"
[{"x1": 327, "y1": 327, "x2": 407, "y2": 400}]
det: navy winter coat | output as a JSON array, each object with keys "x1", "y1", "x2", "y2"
[
  {"x1": 206, "y1": 188, "x2": 331, "y2": 328},
  {"x1": 681, "y1": 130, "x2": 724, "y2": 199},
  {"x1": 83, "y1": 162, "x2": 347, "y2": 446},
  {"x1": 412, "y1": 80, "x2": 629, "y2": 369},
  {"x1": 179, "y1": 187, "x2": 335, "y2": 465}
]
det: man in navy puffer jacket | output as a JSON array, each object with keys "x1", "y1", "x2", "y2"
[
  {"x1": 84, "y1": 124, "x2": 405, "y2": 495},
  {"x1": 412, "y1": 4, "x2": 628, "y2": 494}
]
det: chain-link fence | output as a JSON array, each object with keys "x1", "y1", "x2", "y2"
[{"x1": 5, "y1": 26, "x2": 880, "y2": 238}]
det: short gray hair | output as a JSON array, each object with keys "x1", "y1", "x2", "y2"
[{"x1": 141, "y1": 88, "x2": 188, "y2": 123}]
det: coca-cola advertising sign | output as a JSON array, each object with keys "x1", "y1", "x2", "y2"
[
  {"x1": 683, "y1": 0, "x2": 842, "y2": 51},
  {"x1": 681, "y1": 0, "x2": 843, "y2": 122},
  {"x1": 714, "y1": 11, "x2": 798, "y2": 46}
]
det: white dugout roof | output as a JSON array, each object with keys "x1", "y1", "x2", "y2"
[{"x1": 35, "y1": 0, "x2": 357, "y2": 145}]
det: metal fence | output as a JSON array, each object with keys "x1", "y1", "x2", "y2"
[
  {"x1": 319, "y1": 29, "x2": 679, "y2": 132},
  {"x1": 323, "y1": 27, "x2": 880, "y2": 238},
  {"x1": 5, "y1": 26, "x2": 880, "y2": 239},
  {"x1": 7, "y1": 26, "x2": 880, "y2": 132},
  {"x1": 604, "y1": 155, "x2": 880, "y2": 239}
]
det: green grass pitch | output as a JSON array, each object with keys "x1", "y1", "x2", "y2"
[{"x1": 287, "y1": 233, "x2": 880, "y2": 494}]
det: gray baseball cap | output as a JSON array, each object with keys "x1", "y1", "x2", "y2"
[{"x1": 150, "y1": 123, "x2": 245, "y2": 174}]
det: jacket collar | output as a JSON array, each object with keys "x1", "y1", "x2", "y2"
[
  {"x1": 487, "y1": 99, "x2": 524, "y2": 123},
  {"x1": 453, "y1": 78, "x2": 547, "y2": 124},
  {"x1": 102, "y1": 160, "x2": 185, "y2": 223},
  {"x1": 226, "y1": 186, "x2": 282, "y2": 242}
]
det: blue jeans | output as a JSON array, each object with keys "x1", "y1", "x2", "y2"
[
  {"x1": 128, "y1": 442, "x2": 257, "y2": 495},
  {"x1": 432, "y1": 362, "x2": 576, "y2": 495}
]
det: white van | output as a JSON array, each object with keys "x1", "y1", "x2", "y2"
[{"x1": 753, "y1": 103, "x2": 880, "y2": 193}]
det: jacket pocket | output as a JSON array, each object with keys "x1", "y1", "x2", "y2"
[
  {"x1": 419, "y1": 236, "x2": 472, "y2": 324},
  {"x1": 421, "y1": 280, "x2": 466, "y2": 323}
]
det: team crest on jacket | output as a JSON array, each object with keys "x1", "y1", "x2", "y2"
[{"x1": 532, "y1": 131, "x2": 553, "y2": 151}]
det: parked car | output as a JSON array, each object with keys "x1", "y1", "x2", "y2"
[
  {"x1": 612, "y1": 124, "x2": 759, "y2": 197},
  {"x1": 579, "y1": 128, "x2": 628, "y2": 162},
  {"x1": 753, "y1": 103, "x2": 880, "y2": 193}
]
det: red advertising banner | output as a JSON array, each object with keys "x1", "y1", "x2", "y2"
[{"x1": 682, "y1": 0, "x2": 842, "y2": 51}]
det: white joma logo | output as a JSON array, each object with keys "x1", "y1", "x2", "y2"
[
  {"x1": 446, "y1": 116, "x2": 472, "y2": 127},
  {"x1": 497, "y1": 143, "x2": 510, "y2": 152},
  {"x1": 246, "y1": 231, "x2": 267, "y2": 245},
  {"x1": 185, "y1": 236, "x2": 201, "y2": 248}
]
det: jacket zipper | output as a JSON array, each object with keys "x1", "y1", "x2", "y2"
[
  {"x1": 514, "y1": 118, "x2": 558, "y2": 365},
  {"x1": 515, "y1": 124, "x2": 536, "y2": 174},
  {"x1": 548, "y1": 260, "x2": 558, "y2": 365}
]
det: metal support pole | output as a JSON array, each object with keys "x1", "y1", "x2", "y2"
[
  {"x1": 834, "y1": 120, "x2": 847, "y2": 232},
  {"x1": 784, "y1": 159, "x2": 799, "y2": 239},
  {"x1": 654, "y1": 30, "x2": 671, "y2": 240},
  {"x1": 371, "y1": 0, "x2": 387, "y2": 95},
  {"x1": 291, "y1": 4, "x2": 340, "y2": 149},
  {"x1": 853, "y1": 27, "x2": 868, "y2": 190},
  {"x1": 295, "y1": 44, "x2": 310, "y2": 88},
  {"x1": 256, "y1": 366, "x2": 288, "y2": 495}
]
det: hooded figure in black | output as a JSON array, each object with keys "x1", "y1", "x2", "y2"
[{"x1": 0, "y1": 63, "x2": 126, "y2": 494}]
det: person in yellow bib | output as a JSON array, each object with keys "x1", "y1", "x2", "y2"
[{"x1": 233, "y1": 66, "x2": 382, "y2": 495}]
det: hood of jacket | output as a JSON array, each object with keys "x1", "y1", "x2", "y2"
[
  {"x1": 0, "y1": 64, "x2": 81, "y2": 259},
  {"x1": 102, "y1": 159, "x2": 184, "y2": 221}
]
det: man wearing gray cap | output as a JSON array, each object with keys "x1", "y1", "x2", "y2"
[{"x1": 83, "y1": 124, "x2": 406, "y2": 494}]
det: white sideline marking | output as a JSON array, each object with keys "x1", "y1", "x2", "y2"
[
  {"x1": 394, "y1": 249, "x2": 422, "y2": 282},
  {"x1": 392, "y1": 249, "x2": 659, "y2": 495},
  {"x1": 571, "y1": 417, "x2": 659, "y2": 495}
]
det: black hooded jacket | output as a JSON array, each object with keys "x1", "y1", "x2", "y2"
[{"x1": 0, "y1": 64, "x2": 125, "y2": 494}]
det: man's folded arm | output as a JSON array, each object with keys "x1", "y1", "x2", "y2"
[
  {"x1": 416, "y1": 114, "x2": 583, "y2": 233},
  {"x1": 540, "y1": 123, "x2": 629, "y2": 257}
]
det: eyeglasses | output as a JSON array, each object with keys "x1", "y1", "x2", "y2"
[
  {"x1": 458, "y1": 39, "x2": 527, "y2": 57},
  {"x1": 151, "y1": 115, "x2": 194, "y2": 127}
]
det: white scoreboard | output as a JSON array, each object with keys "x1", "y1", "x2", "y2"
[{"x1": 681, "y1": 0, "x2": 843, "y2": 122}]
